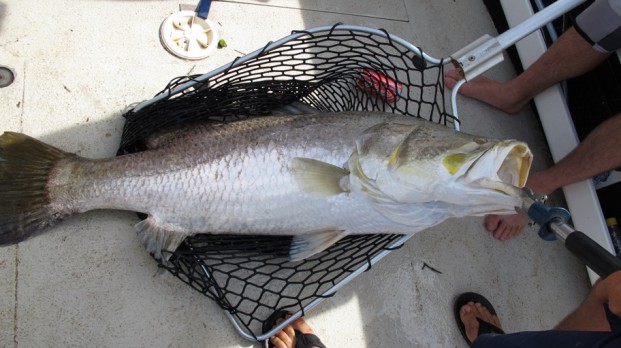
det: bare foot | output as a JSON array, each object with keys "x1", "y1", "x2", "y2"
[
  {"x1": 483, "y1": 170, "x2": 554, "y2": 241},
  {"x1": 444, "y1": 70, "x2": 527, "y2": 114},
  {"x1": 460, "y1": 302, "x2": 503, "y2": 343},
  {"x1": 270, "y1": 317, "x2": 319, "y2": 348},
  {"x1": 484, "y1": 213, "x2": 529, "y2": 241}
]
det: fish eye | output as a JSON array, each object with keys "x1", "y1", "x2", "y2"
[{"x1": 473, "y1": 137, "x2": 486, "y2": 145}]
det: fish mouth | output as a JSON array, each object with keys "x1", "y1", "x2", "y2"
[
  {"x1": 472, "y1": 142, "x2": 532, "y2": 198},
  {"x1": 497, "y1": 143, "x2": 532, "y2": 188}
]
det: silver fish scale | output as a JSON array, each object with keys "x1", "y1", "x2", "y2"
[
  {"x1": 48, "y1": 110, "x2": 529, "y2": 248},
  {"x1": 52, "y1": 112, "x2": 423, "y2": 237}
]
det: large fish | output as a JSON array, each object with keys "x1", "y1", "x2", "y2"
[{"x1": 0, "y1": 112, "x2": 532, "y2": 261}]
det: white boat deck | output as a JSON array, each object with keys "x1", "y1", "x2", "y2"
[{"x1": 0, "y1": 1, "x2": 591, "y2": 347}]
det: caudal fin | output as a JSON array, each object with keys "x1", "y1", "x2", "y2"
[{"x1": 0, "y1": 132, "x2": 72, "y2": 245}]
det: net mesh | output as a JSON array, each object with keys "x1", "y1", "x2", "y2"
[{"x1": 119, "y1": 24, "x2": 455, "y2": 340}]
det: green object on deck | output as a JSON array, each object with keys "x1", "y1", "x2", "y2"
[{"x1": 218, "y1": 39, "x2": 228, "y2": 48}]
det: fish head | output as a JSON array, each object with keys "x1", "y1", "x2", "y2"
[{"x1": 352, "y1": 121, "x2": 532, "y2": 217}]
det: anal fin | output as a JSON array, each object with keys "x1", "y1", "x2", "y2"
[
  {"x1": 135, "y1": 216, "x2": 190, "y2": 262},
  {"x1": 289, "y1": 228, "x2": 347, "y2": 261}
]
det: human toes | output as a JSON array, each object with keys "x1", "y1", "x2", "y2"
[
  {"x1": 270, "y1": 325, "x2": 296, "y2": 348},
  {"x1": 444, "y1": 69, "x2": 464, "y2": 89},
  {"x1": 472, "y1": 303, "x2": 502, "y2": 329},
  {"x1": 460, "y1": 303, "x2": 481, "y2": 343},
  {"x1": 485, "y1": 214, "x2": 526, "y2": 241},
  {"x1": 460, "y1": 301, "x2": 503, "y2": 343},
  {"x1": 492, "y1": 220, "x2": 513, "y2": 241},
  {"x1": 484, "y1": 215, "x2": 501, "y2": 233},
  {"x1": 494, "y1": 214, "x2": 527, "y2": 241}
]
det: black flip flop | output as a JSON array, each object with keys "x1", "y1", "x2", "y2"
[
  {"x1": 454, "y1": 292, "x2": 505, "y2": 346},
  {"x1": 263, "y1": 309, "x2": 327, "y2": 348}
]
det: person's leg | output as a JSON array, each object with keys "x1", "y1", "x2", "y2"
[
  {"x1": 444, "y1": 27, "x2": 610, "y2": 114},
  {"x1": 554, "y1": 296, "x2": 610, "y2": 332},
  {"x1": 460, "y1": 296, "x2": 614, "y2": 348},
  {"x1": 486, "y1": 113, "x2": 621, "y2": 240},
  {"x1": 555, "y1": 269, "x2": 621, "y2": 332}
]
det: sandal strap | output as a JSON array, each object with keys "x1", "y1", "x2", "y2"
[
  {"x1": 476, "y1": 317, "x2": 505, "y2": 336},
  {"x1": 295, "y1": 330, "x2": 327, "y2": 348}
]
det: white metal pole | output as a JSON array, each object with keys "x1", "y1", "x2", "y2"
[{"x1": 495, "y1": 0, "x2": 585, "y2": 50}]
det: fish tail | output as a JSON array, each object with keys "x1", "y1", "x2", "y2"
[{"x1": 0, "y1": 132, "x2": 72, "y2": 245}]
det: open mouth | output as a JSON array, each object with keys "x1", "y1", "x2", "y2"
[
  {"x1": 497, "y1": 143, "x2": 532, "y2": 188},
  {"x1": 476, "y1": 142, "x2": 533, "y2": 198}
]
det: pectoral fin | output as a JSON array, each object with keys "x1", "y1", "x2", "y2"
[
  {"x1": 290, "y1": 157, "x2": 349, "y2": 196},
  {"x1": 135, "y1": 216, "x2": 190, "y2": 262},
  {"x1": 289, "y1": 229, "x2": 347, "y2": 261}
]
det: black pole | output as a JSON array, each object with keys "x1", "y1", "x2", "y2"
[{"x1": 564, "y1": 230, "x2": 621, "y2": 278}]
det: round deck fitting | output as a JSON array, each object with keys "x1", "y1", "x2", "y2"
[
  {"x1": 159, "y1": 11, "x2": 219, "y2": 60},
  {"x1": 0, "y1": 66, "x2": 15, "y2": 88}
]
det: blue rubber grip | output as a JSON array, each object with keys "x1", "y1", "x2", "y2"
[{"x1": 527, "y1": 202, "x2": 570, "y2": 241}]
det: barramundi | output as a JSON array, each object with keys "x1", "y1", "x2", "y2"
[{"x1": 0, "y1": 112, "x2": 532, "y2": 261}]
